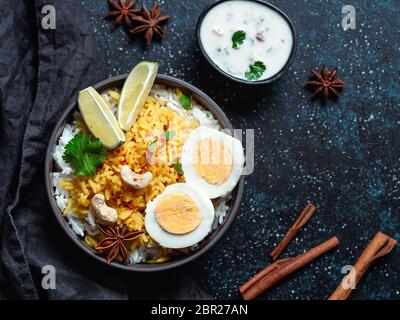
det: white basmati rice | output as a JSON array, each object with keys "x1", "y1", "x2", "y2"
[
  {"x1": 129, "y1": 244, "x2": 149, "y2": 264},
  {"x1": 53, "y1": 123, "x2": 79, "y2": 175},
  {"x1": 67, "y1": 214, "x2": 85, "y2": 237},
  {"x1": 215, "y1": 199, "x2": 230, "y2": 225},
  {"x1": 84, "y1": 213, "x2": 100, "y2": 236}
]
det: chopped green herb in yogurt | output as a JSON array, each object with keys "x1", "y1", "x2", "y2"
[
  {"x1": 232, "y1": 30, "x2": 246, "y2": 48},
  {"x1": 245, "y1": 61, "x2": 266, "y2": 81}
]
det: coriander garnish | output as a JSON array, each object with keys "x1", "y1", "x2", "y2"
[
  {"x1": 174, "y1": 162, "x2": 184, "y2": 176},
  {"x1": 245, "y1": 61, "x2": 266, "y2": 81},
  {"x1": 179, "y1": 93, "x2": 192, "y2": 110},
  {"x1": 62, "y1": 131, "x2": 107, "y2": 177},
  {"x1": 232, "y1": 30, "x2": 246, "y2": 48},
  {"x1": 164, "y1": 130, "x2": 175, "y2": 140}
]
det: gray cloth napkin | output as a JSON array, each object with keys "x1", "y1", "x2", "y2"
[{"x1": 0, "y1": 0, "x2": 211, "y2": 300}]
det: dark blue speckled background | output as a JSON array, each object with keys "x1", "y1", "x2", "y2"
[{"x1": 81, "y1": 0, "x2": 399, "y2": 299}]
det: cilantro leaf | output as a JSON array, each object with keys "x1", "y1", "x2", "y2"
[
  {"x1": 245, "y1": 61, "x2": 266, "y2": 81},
  {"x1": 174, "y1": 162, "x2": 184, "y2": 176},
  {"x1": 179, "y1": 93, "x2": 192, "y2": 110},
  {"x1": 232, "y1": 30, "x2": 246, "y2": 48},
  {"x1": 62, "y1": 131, "x2": 106, "y2": 177},
  {"x1": 164, "y1": 130, "x2": 175, "y2": 140}
]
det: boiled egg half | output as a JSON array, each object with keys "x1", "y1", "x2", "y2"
[
  {"x1": 145, "y1": 183, "x2": 215, "y2": 249},
  {"x1": 181, "y1": 126, "x2": 244, "y2": 199}
]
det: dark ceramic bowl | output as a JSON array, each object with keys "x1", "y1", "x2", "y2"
[
  {"x1": 196, "y1": 0, "x2": 297, "y2": 85},
  {"x1": 45, "y1": 74, "x2": 244, "y2": 272}
]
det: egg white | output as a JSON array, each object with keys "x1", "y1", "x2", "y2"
[
  {"x1": 144, "y1": 183, "x2": 215, "y2": 249},
  {"x1": 181, "y1": 126, "x2": 244, "y2": 199}
]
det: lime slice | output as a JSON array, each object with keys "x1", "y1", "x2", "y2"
[
  {"x1": 118, "y1": 61, "x2": 158, "y2": 131},
  {"x1": 78, "y1": 87, "x2": 125, "y2": 149}
]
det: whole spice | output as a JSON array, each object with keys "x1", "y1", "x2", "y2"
[
  {"x1": 239, "y1": 257, "x2": 292, "y2": 295},
  {"x1": 329, "y1": 232, "x2": 397, "y2": 300},
  {"x1": 104, "y1": 0, "x2": 140, "y2": 30},
  {"x1": 306, "y1": 65, "x2": 345, "y2": 102},
  {"x1": 240, "y1": 236, "x2": 340, "y2": 300},
  {"x1": 131, "y1": 4, "x2": 171, "y2": 46},
  {"x1": 95, "y1": 225, "x2": 142, "y2": 264},
  {"x1": 270, "y1": 203, "x2": 317, "y2": 261}
]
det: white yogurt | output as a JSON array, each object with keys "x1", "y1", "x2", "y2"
[{"x1": 199, "y1": 0, "x2": 294, "y2": 81}]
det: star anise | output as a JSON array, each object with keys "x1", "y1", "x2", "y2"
[
  {"x1": 104, "y1": 0, "x2": 140, "y2": 30},
  {"x1": 130, "y1": 4, "x2": 171, "y2": 46},
  {"x1": 95, "y1": 225, "x2": 142, "y2": 264},
  {"x1": 306, "y1": 65, "x2": 345, "y2": 102}
]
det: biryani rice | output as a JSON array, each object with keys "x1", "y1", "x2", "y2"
[{"x1": 52, "y1": 85, "x2": 230, "y2": 264}]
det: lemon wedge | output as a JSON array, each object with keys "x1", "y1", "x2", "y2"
[
  {"x1": 78, "y1": 87, "x2": 125, "y2": 149},
  {"x1": 118, "y1": 61, "x2": 158, "y2": 131}
]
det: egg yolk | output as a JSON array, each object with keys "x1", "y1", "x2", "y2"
[
  {"x1": 194, "y1": 139, "x2": 233, "y2": 185},
  {"x1": 154, "y1": 192, "x2": 202, "y2": 234}
]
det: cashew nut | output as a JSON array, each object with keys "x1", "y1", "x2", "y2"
[
  {"x1": 120, "y1": 165, "x2": 153, "y2": 189},
  {"x1": 91, "y1": 194, "x2": 118, "y2": 226}
]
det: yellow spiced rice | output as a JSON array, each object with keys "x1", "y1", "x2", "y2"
[{"x1": 59, "y1": 90, "x2": 200, "y2": 262}]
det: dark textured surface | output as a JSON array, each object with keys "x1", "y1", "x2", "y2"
[{"x1": 81, "y1": 0, "x2": 399, "y2": 299}]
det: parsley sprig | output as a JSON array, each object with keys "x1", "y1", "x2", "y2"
[
  {"x1": 245, "y1": 61, "x2": 266, "y2": 81},
  {"x1": 164, "y1": 130, "x2": 175, "y2": 140},
  {"x1": 179, "y1": 92, "x2": 192, "y2": 110},
  {"x1": 174, "y1": 162, "x2": 184, "y2": 176},
  {"x1": 62, "y1": 131, "x2": 107, "y2": 177},
  {"x1": 232, "y1": 30, "x2": 246, "y2": 48}
]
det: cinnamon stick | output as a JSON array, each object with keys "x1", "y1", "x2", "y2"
[
  {"x1": 329, "y1": 232, "x2": 397, "y2": 300},
  {"x1": 241, "y1": 236, "x2": 339, "y2": 300},
  {"x1": 239, "y1": 258, "x2": 292, "y2": 294},
  {"x1": 270, "y1": 203, "x2": 317, "y2": 261}
]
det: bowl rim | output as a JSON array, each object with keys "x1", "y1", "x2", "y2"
[
  {"x1": 195, "y1": 0, "x2": 297, "y2": 85},
  {"x1": 45, "y1": 73, "x2": 245, "y2": 272}
]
